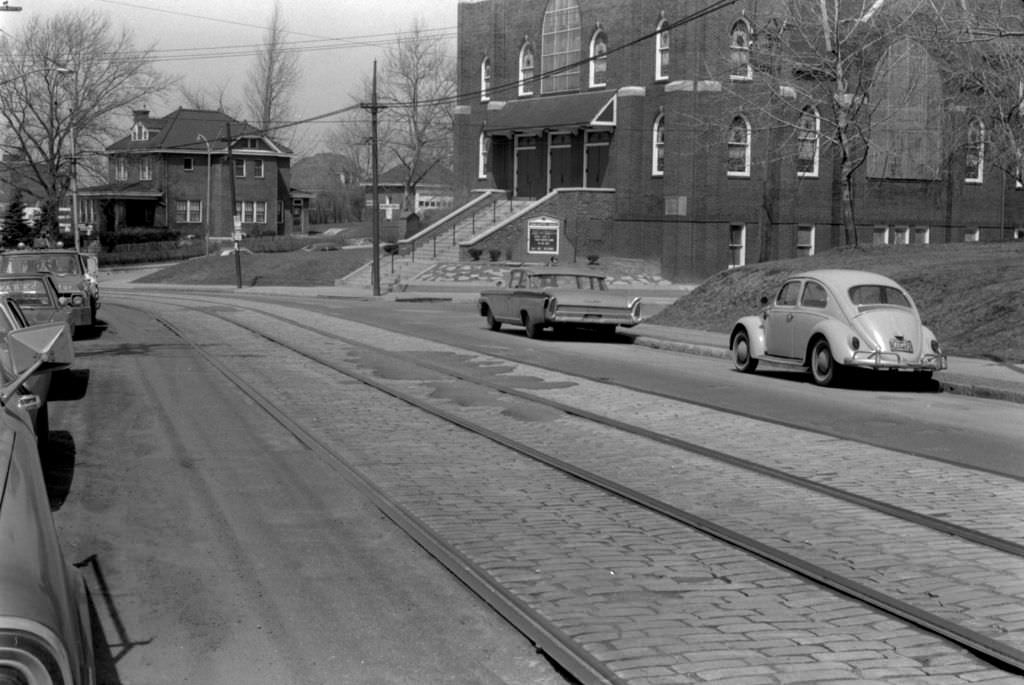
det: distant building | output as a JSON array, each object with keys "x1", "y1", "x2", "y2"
[
  {"x1": 78, "y1": 108, "x2": 312, "y2": 238},
  {"x1": 362, "y1": 165, "x2": 455, "y2": 223}
]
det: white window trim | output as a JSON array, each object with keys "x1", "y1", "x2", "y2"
[
  {"x1": 728, "y1": 224, "x2": 746, "y2": 268},
  {"x1": 729, "y1": 19, "x2": 752, "y2": 82},
  {"x1": 254, "y1": 159, "x2": 265, "y2": 178},
  {"x1": 481, "y1": 56, "x2": 491, "y2": 102},
  {"x1": 518, "y1": 44, "x2": 534, "y2": 96},
  {"x1": 589, "y1": 30, "x2": 607, "y2": 88},
  {"x1": 893, "y1": 225, "x2": 910, "y2": 245},
  {"x1": 873, "y1": 226, "x2": 890, "y2": 245},
  {"x1": 235, "y1": 159, "x2": 246, "y2": 178},
  {"x1": 140, "y1": 157, "x2": 152, "y2": 181},
  {"x1": 797, "y1": 106, "x2": 820, "y2": 178},
  {"x1": 175, "y1": 199, "x2": 203, "y2": 224},
  {"x1": 652, "y1": 114, "x2": 665, "y2": 177},
  {"x1": 115, "y1": 158, "x2": 128, "y2": 181},
  {"x1": 478, "y1": 132, "x2": 488, "y2": 180},
  {"x1": 655, "y1": 20, "x2": 670, "y2": 81},
  {"x1": 797, "y1": 224, "x2": 815, "y2": 256},
  {"x1": 966, "y1": 118, "x2": 984, "y2": 184},
  {"x1": 183, "y1": 158, "x2": 194, "y2": 172},
  {"x1": 727, "y1": 116, "x2": 751, "y2": 178},
  {"x1": 913, "y1": 226, "x2": 930, "y2": 244},
  {"x1": 964, "y1": 227, "x2": 980, "y2": 242}
]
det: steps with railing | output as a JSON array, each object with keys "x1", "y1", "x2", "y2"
[{"x1": 337, "y1": 191, "x2": 534, "y2": 291}]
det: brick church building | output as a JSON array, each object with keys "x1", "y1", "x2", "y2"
[{"x1": 453, "y1": 0, "x2": 1024, "y2": 281}]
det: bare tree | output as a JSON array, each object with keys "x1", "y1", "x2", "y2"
[
  {"x1": 330, "y1": 18, "x2": 455, "y2": 215},
  {"x1": 246, "y1": 0, "x2": 301, "y2": 140},
  {"x1": 379, "y1": 18, "x2": 456, "y2": 214},
  {"x1": 0, "y1": 9, "x2": 171, "y2": 234},
  {"x1": 715, "y1": 0, "x2": 954, "y2": 249}
]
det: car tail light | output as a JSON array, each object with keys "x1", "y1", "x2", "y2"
[
  {"x1": 851, "y1": 336, "x2": 860, "y2": 351},
  {"x1": 0, "y1": 628, "x2": 72, "y2": 685},
  {"x1": 546, "y1": 298, "x2": 557, "y2": 317},
  {"x1": 69, "y1": 294, "x2": 84, "y2": 306},
  {"x1": 931, "y1": 340, "x2": 942, "y2": 354}
]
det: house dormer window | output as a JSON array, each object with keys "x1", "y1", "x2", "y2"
[{"x1": 130, "y1": 122, "x2": 149, "y2": 142}]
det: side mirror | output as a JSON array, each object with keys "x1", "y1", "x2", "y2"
[
  {"x1": 496, "y1": 280, "x2": 504, "y2": 287},
  {"x1": 760, "y1": 295, "x2": 769, "y2": 306}
]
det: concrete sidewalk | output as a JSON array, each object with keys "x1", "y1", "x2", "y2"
[{"x1": 101, "y1": 270, "x2": 1024, "y2": 405}]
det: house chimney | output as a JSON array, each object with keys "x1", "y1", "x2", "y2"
[{"x1": 132, "y1": 109, "x2": 150, "y2": 121}]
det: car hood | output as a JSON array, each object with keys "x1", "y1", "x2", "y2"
[
  {"x1": 851, "y1": 307, "x2": 923, "y2": 350},
  {"x1": 0, "y1": 426, "x2": 72, "y2": 637},
  {"x1": 547, "y1": 289, "x2": 639, "y2": 307}
]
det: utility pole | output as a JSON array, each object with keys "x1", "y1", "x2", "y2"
[
  {"x1": 361, "y1": 60, "x2": 386, "y2": 296},
  {"x1": 225, "y1": 122, "x2": 242, "y2": 288}
]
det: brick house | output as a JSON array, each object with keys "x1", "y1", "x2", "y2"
[
  {"x1": 78, "y1": 108, "x2": 312, "y2": 239},
  {"x1": 453, "y1": 0, "x2": 1024, "y2": 282}
]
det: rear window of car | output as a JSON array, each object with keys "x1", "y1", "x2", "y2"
[
  {"x1": 848, "y1": 284, "x2": 912, "y2": 308},
  {"x1": 0, "y1": 279, "x2": 51, "y2": 306}
]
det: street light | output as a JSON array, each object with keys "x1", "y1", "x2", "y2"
[{"x1": 197, "y1": 133, "x2": 212, "y2": 255}]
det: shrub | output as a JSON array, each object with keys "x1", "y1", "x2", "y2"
[{"x1": 468, "y1": 248, "x2": 483, "y2": 261}]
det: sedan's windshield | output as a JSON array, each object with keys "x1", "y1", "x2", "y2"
[
  {"x1": 1, "y1": 253, "x2": 81, "y2": 276},
  {"x1": 848, "y1": 284, "x2": 912, "y2": 309}
]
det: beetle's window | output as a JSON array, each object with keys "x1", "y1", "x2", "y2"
[
  {"x1": 848, "y1": 285, "x2": 912, "y2": 308},
  {"x1": 801, "y1": 282, "x2": 828, "y2": 308},
  {"x1": 775, "y1": 281, "x2": 801, "y2": 306}
]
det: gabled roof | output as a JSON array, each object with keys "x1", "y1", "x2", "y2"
[{"x1": 107, "y1": 108, "x2": 292, "y2": 156}]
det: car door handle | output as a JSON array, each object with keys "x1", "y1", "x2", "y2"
[{"x1": 786, "y1": 313, "x2": 794, "y2": 321}]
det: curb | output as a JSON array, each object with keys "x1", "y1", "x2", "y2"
[{"x1": 628, "y1": 334, "x2": 1024, "y2": 406}]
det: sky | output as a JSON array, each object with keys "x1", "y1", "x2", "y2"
[{"x1": 1, "y1": 0, "x2": 461, "y2": 156}]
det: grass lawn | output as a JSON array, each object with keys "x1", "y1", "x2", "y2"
[
  {"x1": 132, "y1": 241, "x2": 1024, "y2": 363},
  {"x1": 648, "y1": 241, "x2": 1024, "y2": 363}
]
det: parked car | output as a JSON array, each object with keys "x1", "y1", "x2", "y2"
[
  {"x1": 0, "y1": 273, "x2": 76, "y2": 337},
  {"x1": 0, "y1": 249, "x2": 99, "y2": 329},
  {"x1": 730, "y1": 269, "x2": 947, "y2": 387},
  {"x1": 0, "y1": 319, "x2": 93, "y2": 684},
  {"x1": 0, "y1": 295, "x2": 67, "y2": 448},
  {"x1": 478, "y1": 265, "x2": 643, "y2": 338}
]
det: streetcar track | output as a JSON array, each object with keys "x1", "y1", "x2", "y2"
[
  {"x1": 115, "y1": 292, "x2": 1024, "y2": 557},
  {"x1": 112, "y1": 294, "x2": 1024, "y2": 678}
]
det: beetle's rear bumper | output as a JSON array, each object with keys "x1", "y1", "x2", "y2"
[{"x1": 845, "y1": 350, "x2": 948, "y2": 372}]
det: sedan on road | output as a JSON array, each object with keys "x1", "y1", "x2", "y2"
[
  {"x1": 478, "y1": 265, "x2": 643, "y2": 338},
  {"x1": 730, "y1": 269, "x2": 947, "y2": 386},
  {"x1": 0, "y1": 320, "x2": 93, "y2": 684}
]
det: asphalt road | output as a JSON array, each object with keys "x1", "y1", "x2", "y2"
[{"x1": 47, "y1": 302, "x2": 572, "y2": 685}]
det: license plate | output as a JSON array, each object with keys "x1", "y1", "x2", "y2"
[{"x1": 891, "y1": 338, "x2": 913, "y2": 353}]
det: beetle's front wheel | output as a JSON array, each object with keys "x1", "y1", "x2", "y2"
[{"x1": 810, "y1": 338, "x2": 842, "y2": 387}]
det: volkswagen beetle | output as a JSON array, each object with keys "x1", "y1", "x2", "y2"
[{"x1": 729, "y1": 269, "x2": 947, "y2": 386}]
